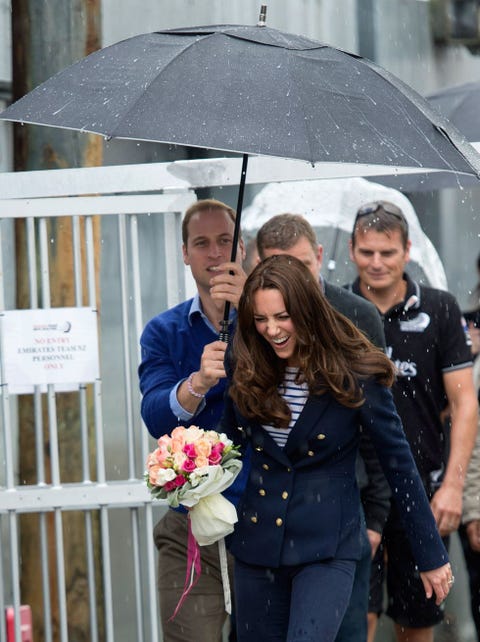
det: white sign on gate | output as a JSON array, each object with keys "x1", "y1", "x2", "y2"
[{"x1": 0, "y1": 307, "x2": 99, "y2": 394}]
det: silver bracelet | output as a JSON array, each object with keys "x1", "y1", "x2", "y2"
[{"x1": 187, "y1": 372, "x2": 206, "y2": 399}]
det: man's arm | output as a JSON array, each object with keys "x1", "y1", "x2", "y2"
[
  {"x1": 358, "y1": 430, "x2": 391, "y2": 556},
  {"x1": 139, "y1": 317, "x2": 228, "y2": 437},
  {"x1": 139, "y1": 316, "x2": 190, "y2": 437},
  {"x1": 463, "y1": 422, "x2": 480, "y2": 551},
  {"x1": 431, "y1": 367, "x2": 478, "y2": 536},
  {"x1": 139, "y1": 263, "x2": 246, "y2": 438},
  {"x1": 347, "y1": 293, "x2": 389, "y2": 553}
]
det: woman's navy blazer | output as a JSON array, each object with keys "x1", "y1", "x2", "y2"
[{"x1": 219, "y1": 379, "x2": 448, "y2": 571}]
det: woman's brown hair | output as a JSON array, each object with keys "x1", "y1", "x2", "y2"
[{"x1": 230, "y1": 255, "x2": 395, "y2": 427}]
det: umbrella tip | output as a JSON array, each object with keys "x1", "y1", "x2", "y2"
[{"x1": 257, "y1": 4, "x2": 267, "y2": 26}]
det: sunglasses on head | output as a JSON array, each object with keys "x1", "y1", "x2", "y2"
[
  {"x1": 355, "y1": 201, "x2": 406, "y2": 222},
  {"x1": 352, "y1": 201, "x2": 408, "y2": 242}
]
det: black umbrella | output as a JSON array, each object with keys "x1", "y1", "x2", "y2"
[
  {"x1": 2, "y1": 18, "x2": 480, "y2": 336},
  {"x1": 427, "y1": 81, "x2": 480, "y2": 144}
]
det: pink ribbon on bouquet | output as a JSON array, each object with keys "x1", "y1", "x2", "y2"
[{"x1": 168, "y1": 515, "x2": 201, "y2": 621}]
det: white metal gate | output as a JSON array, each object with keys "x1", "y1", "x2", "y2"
[
  {"x1": 0, "y1": 160, "x2": 199, "y2": 642},
  {"x1": 0, "y1": 155, "x2": 329, "y2": 642}
]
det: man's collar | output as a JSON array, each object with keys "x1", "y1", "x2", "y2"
[
  {"x1": 351, "y1": 273, "x2": 421, "y2": 313},
  {"x1": 187, "y1": 292, "x2": 203, "y2": 326},
  {"x1": 188, "y1": 292, "x2": 236, "y2": 332},
  {"x1": 402, "y1": 274, "x2": 421, "y2": 311}
]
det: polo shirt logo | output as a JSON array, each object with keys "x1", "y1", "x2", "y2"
[
  {"x1": 399, "y1": 312, "x2": 431, "y2": 333},
  {"x1": 393, "y1": 359, "x2": 418, "y2": 378}
]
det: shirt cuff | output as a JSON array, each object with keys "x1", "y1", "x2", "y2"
[{"x1": 169, "y1": 380, "x2": 206, "y2": 421}]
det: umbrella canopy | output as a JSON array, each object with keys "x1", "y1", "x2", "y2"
[
  {"x1": 1, "y1": 24, "x2": 480, "y2": 178},
  {"x1": 241, "y1": 177, "x2": 447, "y2": 290},
  {"x1": 427, "y1": 81, "x2": 480, "y2": 145}
]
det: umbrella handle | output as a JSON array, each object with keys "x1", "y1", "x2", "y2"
[
  {"x1": 219, "y1": 318, "x2": 231, "y2": 343},
  {"x1": 220, "y1": 154, "x2": 249, "y2": 343}
]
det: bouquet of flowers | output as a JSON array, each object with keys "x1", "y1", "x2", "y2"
[
  {"x1": 145, "y1": 425, "x2": 242, "y2": 618},
  {"x1": 145, "y1": 425, "x2": 243, "y2": 546}
]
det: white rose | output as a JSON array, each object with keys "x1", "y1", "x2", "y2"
[
  {"x1": 218, "y1": 433, "x2": 232, "y2": 448},
  {"x1": 156, "y1": 468, "x2": 177, "y2": 485},
  {"x1": 189, "y1": 465, "x2": 210, "y2": 487}
]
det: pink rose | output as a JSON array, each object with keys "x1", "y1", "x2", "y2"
[
  {"x1": 171, "y1": 426, "x2": 186, "y2": 439},
  {"x1": 171, "y1": 426, "x2": 186, "y2": 453},
  {"x1": 195, "y1": 456, "x2": 209, "y2": 468},
  {"x1": 148, "y1": 464, "x2": 162, "y2": 486},
  {"x1": 207, "y1": 443, "x2": 224, "y2": 465},
  {"x1": 146, "y1": 452, "x2": 157, "y2": 468},
  {"x1": 152, "y1": 436, "x2": 171, "y2": 465},
  {"x1": 182, "y1": 458, "x2": 197, "y2": 473},
  {"x1": 164, "y1": 475, "x2": 186, "y2": 492},
  {"x1": 157, "y1": 433, "x2": 171, "y2": 445},
  {"x1": 211, "y1": 443, "x2": 225, "y2": 457},
  {"x1": 157, "y1": 434, "x2": 171, "y2": 451},
  {"x1": 208, "y1": 451, "x2": 222, "y2": 465},
  {"x1": 183, "y1": 443, "x2": 197, "y2": 459},
  {"x1": 174, "y1": 474, "x2": 187, "y2": 487},
  {"x1": 154, "y1": 444, "x2": 170, "y2": 465}
]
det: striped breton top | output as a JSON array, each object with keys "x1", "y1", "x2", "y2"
[{"x1": 262, "y1": 367, "x2": 309, "y2": 448}]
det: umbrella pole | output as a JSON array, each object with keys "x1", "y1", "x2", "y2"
[{"x1": 219, "y1": 153, "x2": 249, "y2": 342}]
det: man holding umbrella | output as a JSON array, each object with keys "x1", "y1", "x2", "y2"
[
  {"x1": 348, "y1": 201, "x2": 478, "y2": 642},
  {"x1": 139, "y1": 198, "x2": 247, "y2": 642}
]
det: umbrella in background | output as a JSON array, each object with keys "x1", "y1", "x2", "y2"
[
  {"x1": 368, "y1": 82, "x2": 480, "y2": 191},
  {"x1": 1, "y1": 13, "x2": 480, "y2": 335},
  {"x1": 427, "y1": 81, "x2": 480, "y2": 145},
  {"x1": 370, "y1": 81, "x2": 480, "y2": 191},
  {"x1": 241, "y1": 177, "x2": 448, "y2": 290}
]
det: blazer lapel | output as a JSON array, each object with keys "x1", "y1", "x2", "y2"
[
  {"x1": 250, "y1": 422, "x2": 293, "y2": 468},
  {"x1": 235, "y1": 408, "x2": 293, "y2": 468},
  {"x1": 284, "y1": 394, "x2": 332, "y2": 459}
]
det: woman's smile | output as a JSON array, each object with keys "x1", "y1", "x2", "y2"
[{"x1": 253, "y1": 289, "x2": 298, "y2": 365}]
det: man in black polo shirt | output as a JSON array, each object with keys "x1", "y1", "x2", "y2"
[
  {"x1": 348, "y1": 201, "x2": 478, "y2": 642},
  {"x1": 256, "y1": 213, "x2": 390, "y2": 642}
]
